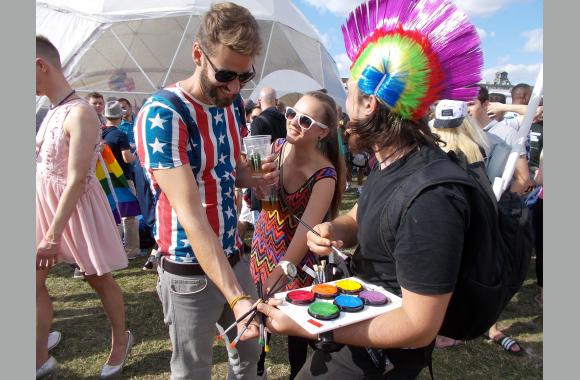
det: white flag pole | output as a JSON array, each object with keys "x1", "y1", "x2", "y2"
[{"x1": 493, "y1": 64, "x2": 543, "y2": 200}]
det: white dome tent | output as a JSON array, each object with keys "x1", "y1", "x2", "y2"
[{"x1": 35, "y1": 0, "x2": 347, "y2": 113}]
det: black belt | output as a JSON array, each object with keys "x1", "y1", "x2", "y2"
[{"x1": 161, "y1": 250, "x2": 241, "y2": 276}]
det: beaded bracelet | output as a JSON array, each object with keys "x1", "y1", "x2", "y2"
[{"x1": 228, "y1": 294, "x2": 251, "y2": 310}]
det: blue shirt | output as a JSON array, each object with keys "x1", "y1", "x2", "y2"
[{"x1": 118, "y1": 118, "x2": 135, "y2": 145}]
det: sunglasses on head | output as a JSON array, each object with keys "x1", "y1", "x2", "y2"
[
  {"x1": 285, "y1": 106, "x2": 329, "y2": 130},
  {"x1": 200, "y1": 47, "x2": 256, "y2": 84}
]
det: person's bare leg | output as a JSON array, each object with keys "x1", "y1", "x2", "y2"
[
  {"x1": 85, "y1": 273, "x2": 129, "y2": 364},
  {"x1": 36, "y1": 268, "x2": 52, "y2": 369}
]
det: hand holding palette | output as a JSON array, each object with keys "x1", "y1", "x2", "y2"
[{"x1": 274, "y1": 277, "x2": 402, "y2": 335}]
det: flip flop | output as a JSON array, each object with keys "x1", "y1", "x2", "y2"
[{"x1": 487, "y1": 334, "x2": 525, "y2": 356}]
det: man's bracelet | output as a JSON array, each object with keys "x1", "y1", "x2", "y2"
[{"x1": 228, "y1": 294, "x2": 251, "y2": 310}]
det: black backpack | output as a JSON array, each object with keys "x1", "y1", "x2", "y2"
[{"x1": 379, "y1": 152, "x2": 533, "y2": 340}]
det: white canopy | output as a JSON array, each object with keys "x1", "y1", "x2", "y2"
[{"x1": 36, "y1": 0, "x2": 346, "y2": 111}]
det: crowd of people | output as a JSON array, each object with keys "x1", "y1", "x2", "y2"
[{"x1": 35, "y1": 0, "x2": 543, "y2": 379}]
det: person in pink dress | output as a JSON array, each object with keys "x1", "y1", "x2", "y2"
[{"x1": 35, "y1": 35, "x2": 133, "y2": 379}]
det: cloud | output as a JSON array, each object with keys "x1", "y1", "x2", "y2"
[
  {"x1": 301, "y1": 0, "x2": 364, "y2": 16},
  {"x1": 522, "y1": 28, "x2": 543, "y2": 53},
  {"x1": 302, "y1": 0, "x2": 515, "y2": 17},
  {"x1": 333, "y1": 53, "x2": 352, "y2": 78},
  {"x1": 497, "y1": 55, "x2": 511, "y2": 65},
  {"x1": 482, "y1": 63, "x2": 542, "y2": 85},
  {"x1": 452, "y1": 0, "x2": 514, "y2": 17}
]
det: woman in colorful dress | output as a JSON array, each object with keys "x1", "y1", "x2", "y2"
[
  {"x1": 250, "y1": 91, "x2": 344, "y2": 379},
  {"x1": 35, "y1": 36, "x2": 132, "y2": 379}
]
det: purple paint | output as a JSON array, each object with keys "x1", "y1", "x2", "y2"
[{"x1": 359, "y1": 290, "x2": 389, "y2": 306}]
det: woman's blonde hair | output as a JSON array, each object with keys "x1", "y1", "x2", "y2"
[{"x1": 434, "y1": 117, "x2": 488, "y2": 164}]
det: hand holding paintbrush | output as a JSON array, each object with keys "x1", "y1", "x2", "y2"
[{"x1": 225, "y1": 261, "x2": 297, "y2": 348}]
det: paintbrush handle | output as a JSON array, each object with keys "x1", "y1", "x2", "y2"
[
  {"x1": 230, "y1": 309, "x2": 258, "y2": 348},
  {"x1": 293, "y1": 215, "x2": 347, "y2": 260},
  {"x1": 222, "y1": 298, "x2": 263, "y2": 336}
]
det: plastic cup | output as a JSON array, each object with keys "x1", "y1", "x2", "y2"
[
  {"x1": 260, "y1": 184, "x2": 279, "y2": 212},
  {"x1": 243, "y1": 135, "x2": 271, "y2": 178}
]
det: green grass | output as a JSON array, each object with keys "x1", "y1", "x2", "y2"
[{"x1": 45, "y1": 184, "x2": 542, "y2": 379}]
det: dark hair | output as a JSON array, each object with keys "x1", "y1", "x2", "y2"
[
  {"x1": 36, "y1": 35, "x2": 62, "y2": 70},
  {"x1": 477, "y1": 85, "x2": 489, "y2": 104},
  {"x1": 117, "y1": 97, "x2": 130, "y2": 105},
  {"x1": 489, "y1": 93, "x2": 507, "y2": 104},
  {"x1": 196, "y1": 2, "x2": 262, "y2": 56},
  {"x1": 348, "y1": 92, "x2": 441, "y2": 156},
  {"x1": 511, "y1": 83, "x2": 532, "y2": 95},
  {"x1": 304, "y1": 91, "x2": 344, "y2": 219},
  {"x1": 86, "y1": 92, "x2": 104, "y2": 101}
]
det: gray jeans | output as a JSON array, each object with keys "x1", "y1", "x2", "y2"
[{"x1": 156, "y1": 257, "x2": 260, "y2": 380}]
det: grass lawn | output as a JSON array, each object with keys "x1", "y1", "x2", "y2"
[{"x1": 45, "y1": 185, "x2": 543, "y2": 379}]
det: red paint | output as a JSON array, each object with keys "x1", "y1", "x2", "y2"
[{"x1": 307, "y1": 319, "x2": 323, "y2": 328}]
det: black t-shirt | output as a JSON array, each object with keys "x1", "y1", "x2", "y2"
[
  {"x1": 352, "y1": 145, "x2": 469, "y2": 297},
  {"x1": 250, "y1": 107, "x2": 287, "y2": 142},
  {"x1": 102, "y1": 126, "x2": 132, "y2": 179},
  {"x1": 529, "y1": 122, "x2": 543, "y2": 171}
]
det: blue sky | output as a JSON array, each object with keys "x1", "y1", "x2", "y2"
[{"x1": 293, "y1": 0, "x2": 543, "y2": 85}]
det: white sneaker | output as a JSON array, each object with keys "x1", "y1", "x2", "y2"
[
  {"x1": 36, "y1": 356, "x2": 58, "y2": 379},
  {"x1": 47, "y1": 331, "x2": 61, "y2": 351},
  {"x1": 73, "y1": 268, "x2": 85, "y2": 279}
]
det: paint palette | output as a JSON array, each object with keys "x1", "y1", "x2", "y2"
[{"x1": 274, "y1": 277, "x2": 402, "y2": 335}]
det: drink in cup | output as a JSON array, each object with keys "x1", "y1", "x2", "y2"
[
  {"x1": 260, "y1": 184, "x2": 279, "y2": 212},
  {"x1": 243, "y1": 135, "x2": 271, "y2": 178}
]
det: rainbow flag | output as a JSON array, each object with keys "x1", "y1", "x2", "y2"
[{"x1": 96, "y1": 144, "x2": 141, "y2": 224}]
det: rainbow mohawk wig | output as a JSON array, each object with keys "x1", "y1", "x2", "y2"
[{"x1": 342, "y1": 0, "x2": 483, "y2": 120}]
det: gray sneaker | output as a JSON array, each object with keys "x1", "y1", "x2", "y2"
[{"x1": 47, "y1": 331, "x2": 61, "y2": 351}]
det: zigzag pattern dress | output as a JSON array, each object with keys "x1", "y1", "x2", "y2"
[{"x1": 250, "y1": 139, "x2": 337, "y2": 289}]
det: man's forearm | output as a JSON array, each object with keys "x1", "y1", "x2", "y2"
[{"x1": 181, "y1": 216, "x2": 245, "y2": 301}]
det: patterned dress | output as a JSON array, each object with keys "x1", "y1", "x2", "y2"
[{"x1": 250, "y1": 139, "x2": 337, "y2": 289}]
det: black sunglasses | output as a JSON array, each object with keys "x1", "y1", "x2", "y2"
[
  {"x1": 285, "y1": 106, "x2": 329, "y2": 130},
  {"x1": 200, "y1": 47, "x2": 256, "y2": 84}
]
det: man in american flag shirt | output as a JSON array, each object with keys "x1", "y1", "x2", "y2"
[{"x1": 134, "y1": 3, "x2": 277, "y2": 379}]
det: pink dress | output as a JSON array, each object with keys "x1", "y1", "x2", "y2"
[{"x1": 36, "y1": 98, "x2": 128, "y2": 276}]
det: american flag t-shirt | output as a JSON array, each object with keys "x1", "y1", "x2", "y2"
[{"x1": 135, "y1": 83, "x2": 243, "y2": 263}]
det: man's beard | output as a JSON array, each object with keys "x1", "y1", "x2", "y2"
[{"x1": 199, "y1": 63, "x2": 237, "y2": 108}]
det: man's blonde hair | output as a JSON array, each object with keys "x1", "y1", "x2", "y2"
[{"x1": 196, "y1": 2, "x2": 262, "y2": 57}]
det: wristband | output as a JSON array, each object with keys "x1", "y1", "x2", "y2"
[{"x1": 228, "y1": 294, "x2": 251, "y2": 310}]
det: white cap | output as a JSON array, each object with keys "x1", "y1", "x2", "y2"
[{"x1": 434, "y1": 100, "x2": 468, "y2": 129}]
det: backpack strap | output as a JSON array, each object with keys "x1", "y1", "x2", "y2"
[
  {"x1": 152, "y1": 89, "x2": 197, "y2": 154},
  {"x1": 379, "y1": 157, "x2": 476, "y2": 257}
]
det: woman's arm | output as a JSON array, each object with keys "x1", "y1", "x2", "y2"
[{"x1": 264, "y1": 177, "x2": 335, "y2": 291}]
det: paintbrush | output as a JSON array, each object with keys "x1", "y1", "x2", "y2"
[
  {"x1": 227, "y1": 277, "x2": 291, "y2": 345},
  {"x1": 222, "y1": 263, "x2": 297, "y2": 337},
  {"x1": 256, "y1": 278, "x2": 265, "y2": 347},
  {"x1": 292, "y1": 215, "x2": 348, "y2": 260}
]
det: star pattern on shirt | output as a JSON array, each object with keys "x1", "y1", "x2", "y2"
[
  {"x1": 149, "y1": 113, "x2": 166, "y2": 130},
  {"x1": 218, "y1": 153, "x2": 227, "y2": 165},
  {"x1": 225, "y1": 207, "x2": 234, "y2": 219},
  {"x1": 182, "y1": 252, "x2": 195, "y2": 263},
  {"x1": 225, "y1": 188, "x2": 234, "y2": 199},
  {"x1": 180, "y1": 239, "x2": 190, "y2": 247},
  {"x1": 149, "y1": 138, "x2": 166, "y2": 154},
  {"x1": 227, "y1": 226, "x2": 236, "y2": 238},
  {"x1": 157, "y1": 162, "x2": 166, "y2": 169},
  {"x1": 214, "y1": 112, "x2": 223, "y2": 124},
  {"x1": 218, "y1": 133, "x2": 226, "y2": 145},
  {"x1": 222, "y1": 172, "x2": 231, "y2": 180}
]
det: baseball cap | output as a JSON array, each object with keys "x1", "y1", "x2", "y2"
[{"x1": 433, "y1": 100, "x2": 468, "y2": 129}]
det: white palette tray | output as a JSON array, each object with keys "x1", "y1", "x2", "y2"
[{"x1": 273, "y1": 277, "x2": 402, "y2": 335}]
